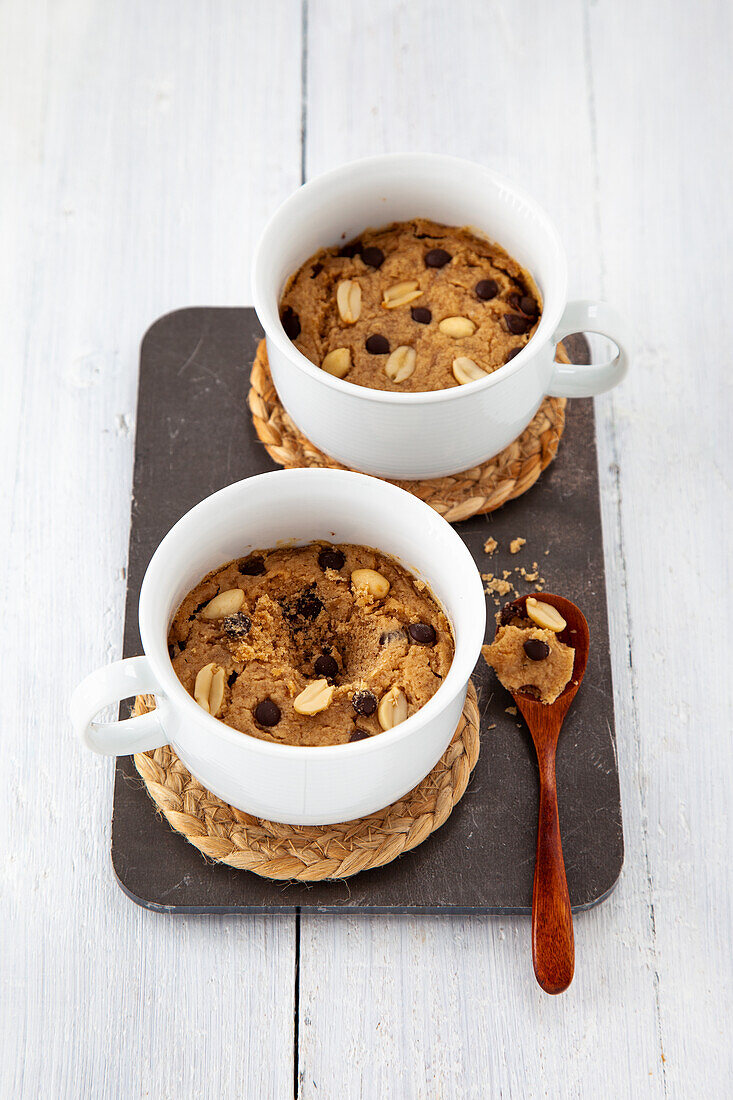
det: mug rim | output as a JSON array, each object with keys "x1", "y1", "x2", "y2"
[
  {"x1": 251, "y1": 151, "x2": 569, "y2": 406},
  {"x1": 139, "y1": 468, "x2": 486, "y2": 759}
]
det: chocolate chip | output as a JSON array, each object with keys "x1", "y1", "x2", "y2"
[
  {"x1": 314, "y1": 653, "x2": 338, "y2": 679},
  {"x1": 349, "y1": 728, "x2": 370, "y2": 742},
  {"x1": 168, "y1": 643, "x2": 177, "y2": 659},
  {"x1": 361, "y1": 246, "x2": 384, "y2": 268},
  {"x1": 338, "y1": 240, "x2": 361, "y2": 258},
  {"x1": 365, "y1": 334, "x2": 390, "y2": 355},
  {"x1": 524, "y1": 638, "x2": 550, "y2": 661},
  {"x1": 379, "y1": 628, "x2": 407, "y2": 646},
  {"x1": 499, "y1": 601, "x2": 523, "y2": 626},
  {"x1": 310, "y1": 262, "x2": 323, "y2": 278},
  {"x1": 411, "y1": 306, "x2": 432, "y2": 324},
  {"x1": 280, "y1": 306, "x2": 300, "y2": 341},
  {"x1": 408, "y1": 622, "x2": 437, "y2": 646},
  {"x1": 504, "y1": 313, "x2": 532, "y2": 335},
  {"x1": 519, "y1": 295, "x2": 537, "y2": 316},
  {"x1": 254, "y1": 699, "x2": 281, "y2": 726},
  {"x1": 318, "y1": 547, "x2": 345, "y2": 571},
  {"x1": 296, "y1": 588, "x2": 323, "y2": 621},
  {"x1": 352, "y1": 689, "x2": 377, "y2": 717},
  {"x1": 505, "y1": 347, "x2": 522, "y2": 364},
  {"x1": 240, "y1": 555, "x2": 266, "y2": 576},
  {"x1": 222, "y1": 612, "x2": 252, "y2": 639},
  {"x1": 227, "y1": 671, "x2": 237, "y2": 688},
  {"x1": 425, "y1": 248, "x2": 451, "y2": 268},
  {"x1": 475, "y1": 279, "x2": 499, "y2": 300}
]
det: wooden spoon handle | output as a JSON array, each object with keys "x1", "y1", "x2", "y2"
[{"x1": 531, "y1": 754, "x2": 574, "y2": 994}]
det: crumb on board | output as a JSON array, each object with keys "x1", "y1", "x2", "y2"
[
  {"x1": 505, "y1": 706, "x2": 517, "y2": 716},
  {"x1": 509, "y1": 537, "x2": 526, "y2": 554},
  {"x1": 483, "y1": 537, "x2": 498, "y2": 555},
  {"x1": 481, "y1": 572, "x2": 517, "y2": 597}
]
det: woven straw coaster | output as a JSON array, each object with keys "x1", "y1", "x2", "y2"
[
  {"x1": 131, "y1": 681, "x2": 479, "y2": 881},
  {"x1": 248, "y1": 339, "x2": 568, "y2": 523}
]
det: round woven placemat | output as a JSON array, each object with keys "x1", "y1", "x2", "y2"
[
  {"x1": 248, "y1": 339, "x2": 567, "y2": 522},
  {"x1": 132, "y1": 680, "x2": 479, "y2": 881}
]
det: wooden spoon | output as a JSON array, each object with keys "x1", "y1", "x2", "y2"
[{"x1": 496, "y1": 593, "x2": 590, "y2": 995}]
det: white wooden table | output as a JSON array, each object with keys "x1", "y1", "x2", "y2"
[{"x1": 3, "y1": 1, "x2": 731, "y2": 1095}]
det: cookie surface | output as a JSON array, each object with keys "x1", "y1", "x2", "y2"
[
  {"x1": 279, "y1": 218, "x2": 542, "y2": 392},
  {"x1": 168, "y1": 543, "x2": 454, "y2": 747}
]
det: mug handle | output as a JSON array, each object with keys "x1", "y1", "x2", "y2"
[
  {"x1": 70, "y1": 655, "x2": 169, "y2": 756},
  {"x1": 547, "y1": 299, "x2": 630, "y2": 398}
]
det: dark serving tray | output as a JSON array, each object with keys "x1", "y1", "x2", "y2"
[{"x1": 111, "y1": 308, "x2": 623, "y2": 913}]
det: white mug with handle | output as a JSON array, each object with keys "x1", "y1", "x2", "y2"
[{"x1": 252, "y1": 153, "x2": 629, "y2": 480}]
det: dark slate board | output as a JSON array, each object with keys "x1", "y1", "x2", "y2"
[{"x1": 111, "y1": 308, "x2": 623, "y2": 913}]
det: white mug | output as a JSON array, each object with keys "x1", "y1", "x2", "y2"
[
  {"x1": 252, "y1": 153, "x2": 629, "y2": 480},
  {"x1": 71, "y1": 469, "x2": 486, "y2": 825}
]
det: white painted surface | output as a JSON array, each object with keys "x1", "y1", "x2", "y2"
[{"x1": 2, "y1": 1, "x2": 730, "y2": 1097}]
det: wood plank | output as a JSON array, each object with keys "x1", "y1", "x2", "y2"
[
  {"x1": 299, "y1": 1, "x2": 666, "y2": 1095},
  {"x1": 0, "y1": 2, "x2": 301, "y2": 1096},
  {"x1": 588, "y1": 0, "x2": 733, "y2": 1092}
]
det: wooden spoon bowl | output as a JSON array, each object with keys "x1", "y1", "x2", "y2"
[{"x1": 494, "y1": 593, "x2": 590, "y2": 994}]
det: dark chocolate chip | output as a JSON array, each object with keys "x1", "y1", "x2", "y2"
[
  {"x1": 352, "y1": 689, "x2": 377, "y2": 717},
  {"x1": 379, "y1": 628, "x2": 407, "y2": 646},
  {"x1": 524, "y1": 638, "x2": 550, "y2": 661},
  {"x1": 222, "y1": 612, "x2": 252, "y2": 639},
  {"x1": 365, "y1": 334, "x2": 390, "y2": 355},
  {"x1": 318, "y1": 547, "x2": 345, "y2": 571},
  {"x1": 499, "y1": 601, "x2": 523, "y2": 626},
  {"x1": 240, "y1": 555, "x2": 266, "y2": 576},
  {"x1": 338, "y1": 240, "x2": 361, "y2": 258},
  {"x1": 519, "y1": 295, "x2": 537, "y2": 316},
  {"x1": 504, "y1": 313, "x2": 532, "y2": 335},
  {"x1": 280, "y1": 306, "x2": 301, "y2": 341},
  {"x1": 254, "y1": 698, "x2": 281, "y2": 726},
  {"x1": 349, "y1": 728, "x2": 370, "y2": 742},
  {"x1": 504, "y1": 347, "x2": 522, "y2": 364},
  {"x1": 227, "y1": 671, "x2": 237, "y2": 688},
  {"x1": 314, "y1": 653, "x2": 338, "y2": 679},
  {"x1": 310, "y1": 262, "x2": 323, "y2": 278},
  {"x1": 168, "y1": 643, "x2": 177, "y2": 659},
  {"x1": 296, "y1": 588, "x2": 323, "y2": 621},
  {"x1": 408, "y1": 622, "x2": 437, "y2": 646},
  {"x1": 411, "y1": 306, "x2": 432, "y2": 324},
  {"x1": 475, "y1": 279, "x2": 499, "y2": 301},
  {"x1": 424, "y1": 248, "x2": 451, "y2": 268},
  {"x1": 361, "y1": 246, "x2": 385, "y2": 268}
]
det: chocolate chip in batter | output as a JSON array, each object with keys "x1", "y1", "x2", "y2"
[
  {"x1": 411, "y1": 306, "x2": 432, "y2": 324},
  {"x1": 280, "y1": 306, "x2": 301, "y2": 341},
  {"x1": 168, "y1": 643, "x2": 177, "y2": 659},
  {"x1": 338, "y1": 240, "x2": 361, "y2": 258},
  {"x1": 350, "y1": 728, "x2": 370, "y2": 742},
  {"x1": 361, "y1": 246, "x2": 385, "y2": 269},
  {"x1": 240, "y1": 555, "x2": 266, "y2": 576},
  {"x1": 254, "y1": 698, "x2": 281, "y2": 726},
  {"x1": 222, "y1": 612, "x2": 252, "y2": 639},
  {"x1": 504, "y1": 313, "x2": 532, "y2": 335},
  {"x1": 380, "y1": 628, "x2": 407, "y2": 646},
  {"x1": 295, "y1": 587, "x2": 323, "y2": 621},
  {"x1": 524, "y1": 638, "x2": 550, "y2": 661},
  {"x1": 499, "y1": 601, "x2": 524, "y2": 626},
  {"x1": 314, "y1": 653, "x2": 338, "y2": 679},
  {"x1": 505, "y1": 347, "x2": 522, "y2": 363},
  {"x1": 365, "y1": 334, "x2": 390, "y2": 355},
  {"x1": 519, "y1": 295, "x2": 537, "y2": 316},
  {"x1": 408, "y1": 622, "x2": 437, "y2": 646},
  {"x1": 310, "y1": 262, "x2": 323, "y2": 278},
  {"x1": 352, "y1": 689, "x2": 378, "y2": 717},
  {"x1": 318, "y1": 547, "x2": 345, "y2": 571},
  {"x1": 227, "y1": 671, "x2": 238, "y2": 688},
  {"x1": 424, "y1": 248, "x2": 451, "y2": 268},
  {"x1": 475, "y1": 278, "x2": 499, "y2": 301}
]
